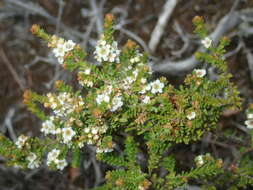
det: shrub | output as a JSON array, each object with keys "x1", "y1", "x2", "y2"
[{"x1": 1, "y1": 14, "x2": 253, "y2": 190}]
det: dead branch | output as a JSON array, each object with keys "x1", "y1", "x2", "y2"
[
  {"x1": 148, "y1": 0, "x2": 178, "y2": 53},
  {"x1": 0, "y1": 48, "x2": 26, "y2": 91}
]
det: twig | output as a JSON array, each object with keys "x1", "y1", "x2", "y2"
[
  {"x1": 171, "y1": 21, "x2": 190, "y2": 57},
  {"x1": 7, "y1": 0, "x2": 84, "y2": 39},
  {"x1": 148, "y1": 0, "x2": 178, "y2": 53},
  {"x1": 245, "y1": 48, "x2": 253, "y2": 81},
  {"x1": 1, "y1": 107, "x2": 17, "y2": 141},
  {"x1": 116, "y1": 27, "x2": 150, "y2": 53},
  {"x1": 89, "y1": 0, "x2": 106, "y2": 35},
  {"x1": 55, "y1": 0, "x2": 65, "y2": 35},
  {"x1": 0, "y1": 48, "x2": 26, "y2": 91}
]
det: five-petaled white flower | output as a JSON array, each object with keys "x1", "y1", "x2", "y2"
[
  {"x1": 247, "y1": 113, "x2": 253, "y2": 119},
  {"x1": 63, "y1": 40, "x2": 76, "y2": 52},
  {"x1": 84, "y1": 68, "x2": 91, "y2": 75},
  {"x1": 62, "y1": 127, "x2": 76, "y2": 144},
  {"x1": 55, "y1": 159, "x2": 68, "y2": 170},
  {"x1": 194, "y1": 69, "x2": 206, "y2": 78},
  {"x1": 195, "y1": 155, "x2": 204, "y2": 166},
  {"x1": 201, "y1": 37, "x2": 212, "y2": 48},
  {"x1": 142, "y1": 96, "x2": 150, "y2": 104},
  {"x1": 150, "y1": 79, "x2": 164, "y2": 94},
  {"x1": 187, "y1": 111, "x2": 196, "y2": 120},
  {"x1": 27, "y1": 153, "x2": 40, "y2": 169},
  {"x1": 245, "y1": 120, "x2": 253, "y2": 129}
]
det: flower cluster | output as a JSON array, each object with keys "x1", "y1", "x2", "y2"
[
  {"x1": 83, "y1": 126, "x2": 107, "y2": 144},
  {"x1": 80, "y1": 125, "x2": 113, "y2": 153},
  {"x1": 94, "y1": 35, "x2": 120, "y2": 63},
  {"x1": 140, "y1": 79, "x2": 164, "y2": 95},
  {"x1": 41, "y1": 116, "x2": 58, "y2": 135},
  {"x1": 27, "y1": 153, "x2": 40, "y2": 169},
  {"x1": 78, "y1": 68, "x2": 94, "y2": 87},
  {"x1": 45, "y1": 92, "x2": 85, "y2": 117},
  {"x1": 49, "y1": 35, "x2": 76, "y2": 64},
  {"x1": 245, "y1": 112, "x2": 253, "y2": 129},
  {"x1": 47, "y1": 149, "x2": 67, "y2": 170},
  {"x1": 122, "y1": 67, "x2": 140, "y2": 90}
]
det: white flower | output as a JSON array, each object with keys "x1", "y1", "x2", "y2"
[
  {"x1": 195, "y1": 155, "x2": 204, "y2": 166},
  {"x1": 63, "y1": 40, "x2": 76, "y2": 52},
  {"x1": 126, "y1": 77, "x2": 135, "y2": 84},
  {"x1": 201, "y1": 37, "x2": 212, "y2": 48},
  {"x1": 86, "y1": 81, "x2": 93, "y2": 87},
  {"x1": 91, "y1": 128, "x2": 99, "y2": 135},
  {"x1": 57, "y1": 56, "x2": 64, "y2": 64},
  {"x1": 95, "y1": 46, "x2": 110, "y2": 61},
  {"x1": 130, "y1": 58, "x2": 135, "y2": 63},
  {"x1": 142, "y1": 96, "x2": 150, "y2": 104},
  {"x1": 41, "y1": 120, "x2": 57, "y2": 135},
  {"x1": 47, "y1": 149, "x2": 60, "y2": 165},
  {"x1": 55, "y1": 159, "x2": 67, "y2": 170},
  {"x1": 84, "y1": 128, "x2": 90, "y2": 133},
  {"x1": 141, "y1": 78, "x2": 147, "y2": 84},
  {"x1": 27, "y1": 153, "x2": 40, "y2": 169},
  {"x1": 140, "y1": 84, "x2": 152, "y2": 94},
  {"x1": 96, "y1": 94, "x2": 110, "y2": 105},
  {"x1": 130, "y1": 56, "x2": 140, "y2": 63},
  {"x1": 15, "y1": 135, "x2": 28, "y2": 149},
  {"x1": 53, "y1": 44, "x2": 65, "y2": 57},
  {"x1": 133, "y1": 69, "x2": 139, "y2": 78},
  {"x1": 247, "y1": 113, "x2": 253, "y2": 119},
  {"x1": 150, "y1": 79, "x2": 164, "y2": 94},
  {"x1": 127, "y1": 66, "x2": 132, "y2": 70},
  {"x1": 245, "y1": 120, "x2": 253, "y2": 129},
  {"x1": 62, "y1": 127, "x2": 76, "y2": 144},
  {"x1": 108, "y1": 52, "x2": 117, "y2": 62},
  {"x1": 93, "y1": 135, "x2": 99, "y2": 140},
  {"x1": 194, "y1": 69, "x2": 206, "y2": 78},
  {"x1": 84, "y1": 68, "x2": 91, "y2": 75},
  {"x1": 134, "y1": 56, "x2": 140, "y2": 62},
  {"x1": 99, "y1": 40, "x2": 107, "y2": 46},
  {"x1": 78, "y1": 141, "x2": 85, "y2": 148},
  {"x1": 187, "y1": 111, "x2": 196, "y2": 120},
  {"x1": 111, "y1": 96, "x2": 123, "y2": 112}
]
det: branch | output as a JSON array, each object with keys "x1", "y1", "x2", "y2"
[
  {"x1": 0, "y1": 48, "x2": 26, "y2": 91},
  {"x1": 7, "y1": 0, "x2": 84, "y2": 39},
  {"x1": 148, "y1": 0, "x2": 178, "y2": 53}
]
